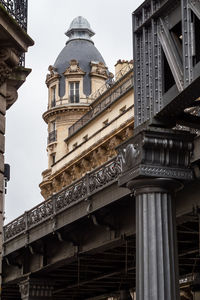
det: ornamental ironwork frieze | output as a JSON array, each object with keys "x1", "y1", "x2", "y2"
[
  {"x1": 0, "y1": 0, "x2": 27, "y2": 31},
  {"x1": 118, "y1": 128, "x2": 194, "y2": 187},
  {"x1": 3, "y1": 156, "x2": 122, "y2": 242}
]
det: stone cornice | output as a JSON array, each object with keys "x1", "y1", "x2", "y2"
[
  {"x1": 39, "y1": 119, "x2": 134, "y2": 199},
  {"x1": 43, "y1": 104, "x2": 90, "y2": 123},
  {"x1": 0, "y1": 5, "x2": 34, "y2": 51}
]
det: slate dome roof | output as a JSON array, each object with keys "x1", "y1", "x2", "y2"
[{"x1": 54, "y1": 16, "x2": 106, "y2": 97}]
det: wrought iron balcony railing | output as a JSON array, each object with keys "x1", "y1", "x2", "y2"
[
  {"x1": 0, "y1": 0, "x2": 28, "y2": 31},
  {"x1": 68, "y1": 76, "x2": 133, "y2": 138},
  {"x1": 48, "y1": 130, "x2": 57, "y2": 144},
  {"x1": 3, "y1": 156, "x2": 122, "y2": 242}
]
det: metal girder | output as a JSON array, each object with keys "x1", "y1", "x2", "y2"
[
  {"x1": 158, "y1": 17, "x2": 184, "y2": 92},
  {"x1": 188, "y1": 0, "x2": 200, "y2": 20},
  {"x1": 133, "y1": 0, "x2": 200, "y2": 127}
]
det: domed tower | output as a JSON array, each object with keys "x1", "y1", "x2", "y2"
[{"x1": 43, "y1": 16, "x2": 109, "y2": 169}]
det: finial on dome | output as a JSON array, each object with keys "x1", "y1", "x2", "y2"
[{"x1": 65, "y1": 16, "x2": 95, "y2": 44}]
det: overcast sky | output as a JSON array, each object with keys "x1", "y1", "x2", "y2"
[{"x1": 5, "y1": 0, "x2": 143, "y2": 223}]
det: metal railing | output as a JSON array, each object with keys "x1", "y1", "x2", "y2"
[
  {"x1": 3, "y1": 156, "x2": 122, "y2": 242},
  {"x1": 48, "y1": 130, "x2": 57, "y2": 144},
  {"x1": 0, "y1": 0, "x2": 28, "y2": 31},
  {"x1": 68, "y1": 76, "x2": 134, "y2": 137},
  {"x1": 89, "y1": 63, "x2": 133, "y2": 101}
]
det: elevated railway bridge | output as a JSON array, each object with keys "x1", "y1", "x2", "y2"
[{"x1": 2, "y1": 148, "x2": 200, "y2": 299}]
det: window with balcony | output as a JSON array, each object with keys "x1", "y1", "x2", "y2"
[
  {"x1": 51, "y1": 86, "x2": 56, "y2": 107},
  {"x1": 69, "y1": 82, "x2": 80, "y2": 103}
]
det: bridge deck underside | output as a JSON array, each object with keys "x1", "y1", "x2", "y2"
[{"x1": 2, "y1": 211, "x2": 200, "y2": 300}]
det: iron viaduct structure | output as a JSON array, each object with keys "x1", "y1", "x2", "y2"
[{"x1": 3, "y1": 0, "x2": 200, "y2": 299}]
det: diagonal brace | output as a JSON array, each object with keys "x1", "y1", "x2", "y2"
[{"x1": 158, "y1": 17, "x2": 184, "y2": 92}]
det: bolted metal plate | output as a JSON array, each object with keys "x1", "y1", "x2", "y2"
[{"x1": 133, "y1": 0, "x2": 200, "y2": 127}]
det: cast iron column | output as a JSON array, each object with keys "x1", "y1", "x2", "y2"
[
  {"x1": 19, "y1": 278, "x2": 54, "y2": 300},
  {"x1": 118, "y1": 128, "x2": 194, "y2": 300},
  {"x1": 129, "y1": 178, "x2": 181, "y2": 300}
]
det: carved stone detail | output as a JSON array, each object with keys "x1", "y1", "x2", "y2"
[
  {"x1": 0, "y1": 62, "x2": 12, "y2": 86},
  {"x1": 0, "y1": 48, "x2": 21, "y2": 87},
  {"x1": 107, "y1": 136, "x2": 121, "y2": 158},
  {"x1": 46, "y1": 65, "x2": 60, "y2": 87},
  {"x1": 80, "y1": 158, "x2": 90, "y2": 175},
  {"x1": 63, "y1": 59, "x2": 85, "y2": 76},
  {"x1": 90, "y1": 61, "x2": 108, "y2": 78},
  {"x1": 6, "y1": 85, "x2": 18, "y2": 106}
]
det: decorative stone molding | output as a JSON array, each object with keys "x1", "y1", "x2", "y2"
[
  {"x1": 80, "y1": 158, "x2": 90, "y2": 175},
  {"x1": 6, "y1": 84, "x2": 18, "y2": 107},
  {"x1": 40, "y1": 123, "x2": 135, "y2": 198},
  {"x1": 40, "y1": 182, "x2": 52, "y2": 199},
  {"x1": 63, "y1": 59, "x2": 85, "y2": 76},
  {"x1": 107, "y1": 136, "x2": 122, "y2": 158},
  {"x1": 0, "y1": 62, "x2": 12, "y2": 86},
  {"x1": 46, "y1": 65, "x2": 60, "y2": 87},
  {"x1": 0, "y1": 47, "x2": 21, "y2": 87},
  {"x1": 90, "y1": 61, "x2": 108, "y2": 79},
  {"x1": 19, "y1": 278, "x2": 54, "y2": 300}
]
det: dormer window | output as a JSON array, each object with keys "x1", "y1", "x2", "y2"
[
  {"x1": 51, "y1": 86, "x2": 56, "y2": 107},
  {"x1": 69, "y1": 82, "x2": 80, "y2": 103}
]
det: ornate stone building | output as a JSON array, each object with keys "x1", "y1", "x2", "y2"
[
  {"x1": 0, "y1": 0, "x2": 33, "y2": 293},
  {"x1": 40, "y1": 16, "x2": 134, "y2": 200}
]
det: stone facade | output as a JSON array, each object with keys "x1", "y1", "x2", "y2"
[
  {"x1": 40, "y1": 17, "x2": 134, "y2": 200},
  {"x1": 40, "y1": 61, "x2": 133, "y2": 199},
  {"x1": 0, "y1": 1, "x2": 33, "y2": 293}
]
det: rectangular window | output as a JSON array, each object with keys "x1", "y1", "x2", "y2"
[
  {"x1": 51, "y1": 86, "x2": 56, "y2": 107},
  {"x1": 69, "y1": 82, "x2": 80, "y2": 103},
  {"x1": 51, "y1": 153, "x2": 56, "y2": 165},
  {"x1": 50, "y1": 121, "x2": 56, "y2": 131},
  {"x1": 73, "y1": 142, "x2": 78, "y2": 149}
]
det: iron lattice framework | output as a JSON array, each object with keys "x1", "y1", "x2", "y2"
[
  {"x1": 133, "y1": 0, "x2": 200, "y2": 127},
  {"x1": 0, "y1": 0, "x2": 27, "y2": 31}
]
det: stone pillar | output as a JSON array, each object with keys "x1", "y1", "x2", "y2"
[
  {"x1": 118, "y1": 128, "x2": 195, "y2": 300},
  {"x1": 128, "y1": 178, "x2": 181, "y2": 300},
  {"x1": 19, "y1": 278, "x2": 54, "y2": 300}
]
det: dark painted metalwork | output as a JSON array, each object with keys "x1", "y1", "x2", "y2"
[
  {"x1": 0, "y1": 0, "x2": 27, "y2": 31},
  {"x1": 133, "y1": 0, "x2": 200, "y2": 127},
  {"x1": 48, "y1": 130, "x2": 57, "y2": 144},
  {"x1": 68, "y1": 69, "x2": 133, "y2": 138},
  {"x1": 134, "y1": 178, "x2": 181, "y2": 300},
  {"x1": 3, "y1": 156, "x2": 122, "y2": 242},
  {"x1": 118, "y1": 128, "x2": 194, "y2": 299},
  {"x1": 19, "y1": 278, "x2": 54, "y2": 300},
  {"x1": 118, "y1": 128, "x2": 194, "y2": 187}
]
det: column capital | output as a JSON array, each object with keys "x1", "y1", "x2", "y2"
[
  {"x1": 127, "y1": 177, "x2": 183, "y2": 194},
  {"x1": 19, "y1": 278, "x2": 54, "y2": 300},
  {"x1": 118, "y1": 128, "x2": 194, "y2": 187}
]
